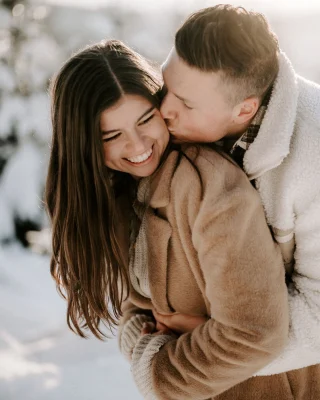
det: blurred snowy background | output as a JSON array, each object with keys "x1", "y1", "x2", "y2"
[{"x1": 0, "y1": 0, "x2": 319, "y2": 399}]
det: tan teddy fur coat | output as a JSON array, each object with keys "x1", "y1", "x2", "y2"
[{"x1": 118, "y1": 145, "x2": 291, "y2": 399}]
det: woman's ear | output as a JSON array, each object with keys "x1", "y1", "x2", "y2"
[{"x1": 232, "y1": 97, "x2": 260, "y2": 125}]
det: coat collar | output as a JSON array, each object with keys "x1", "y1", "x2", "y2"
[
  {"x1": 144, "y1": 149, "x2": 179, "y2": 209},
  {"x1": 244, "y1": 52, "x2": 299, "y2": 180}
]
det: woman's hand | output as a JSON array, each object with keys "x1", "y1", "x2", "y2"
[{"x1": 153, "y1": 310, "x2": 208, "y2": 334}]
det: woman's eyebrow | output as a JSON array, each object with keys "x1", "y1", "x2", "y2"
[
  {"x1": 102, "y1": 106, "x2": 156, "y2": 136},
  {"x1": 137, "y1": 106, "x2": 155, "y2": 122},
  {"x1": 102, "y1": 128, "x2": 120, "y2": 135}
]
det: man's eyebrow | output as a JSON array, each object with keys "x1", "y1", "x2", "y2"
[
  {"x1": 160, "y1": 81, "x2": 193, "y2": 105},
  {"x1": 101, "y1": 106, "x2": 155, "y2": 135},
  {"x1": 174, "y1": 92, "x2": 192, "y2": 104}
]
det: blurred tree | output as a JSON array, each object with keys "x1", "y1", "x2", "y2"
[
  {"x1": 0, "y1": 1, "x2": 120, "y2": 247},
  {"x1": 0, "y1": 0, "x2": 58, "y2": 245},
  {"x1": 2, "y1": 0, "x2": 19, "y2": 10}
]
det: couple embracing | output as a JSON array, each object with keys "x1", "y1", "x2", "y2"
[{"x1": 46, "y1": 5, "x2": 320, "y2": 399}]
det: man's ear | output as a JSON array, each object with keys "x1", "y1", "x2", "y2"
[{"x1": 232, "y1": 97, "x2": 260, "y2": 125}]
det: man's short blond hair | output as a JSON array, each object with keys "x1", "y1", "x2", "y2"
[{"x1": 175, "y1": 5, "x2": 280, "y2": 104}]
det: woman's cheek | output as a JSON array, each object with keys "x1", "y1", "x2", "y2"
[{"x1": 103, "y1": 144, "x2": 113, "y2": 167}]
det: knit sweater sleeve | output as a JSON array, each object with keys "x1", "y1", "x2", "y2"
[
  {"x1": 255, "y1": 193, "x2": 320, "y2": 375},
  {"x1": 132, "y1": 154, "x2": 289, "y2": 400},
  {"x1": 119, "y1": 313, "x2": 155, "y2": 361},
  {"x1": 117, "y1": 299, "x2": 155, "y2": 360}
]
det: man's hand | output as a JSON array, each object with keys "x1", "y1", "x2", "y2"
[
  {"x1": 141, "y1": 320, "x2": 176, "y2": 337},
  {"x1": 153, "y1": 310, "x2": 208, "y2": 335}
]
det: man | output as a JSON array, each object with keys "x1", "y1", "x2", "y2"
[{"x1": 160, "y1": 4, "x2": 320, "y2": 377}]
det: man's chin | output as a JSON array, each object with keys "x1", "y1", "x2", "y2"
[
  {"x1": 170, "y1": 133, "x2": 188, "y2": 144},
  {"x1": 170, "y1": 136, "x2": 196, "y2": 144},
  {"x1": 171, "y1": 138, "x2": 184, "y2": 144}
]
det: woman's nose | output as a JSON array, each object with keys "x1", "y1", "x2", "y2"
[{"x1": 126, "y1": 131, "x2": 147, "y2": 154}]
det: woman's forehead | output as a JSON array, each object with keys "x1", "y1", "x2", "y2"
[{"x1": 100, "y1": 94, "x2": 154, "y2": 130}]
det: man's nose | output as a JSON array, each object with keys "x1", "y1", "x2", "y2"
[{"x1": 160, "y1": 93, "x2": 176, "y2": 121}]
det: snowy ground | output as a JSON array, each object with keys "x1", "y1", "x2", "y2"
[{"x1": 0, "y1": 244, "x2": 142, "y2": 400}]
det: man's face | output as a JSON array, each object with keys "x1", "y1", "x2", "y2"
[{"x1": 161, "y1": 49, "x2": 236, "y2": 143}]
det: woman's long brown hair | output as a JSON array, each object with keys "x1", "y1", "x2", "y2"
[{"x1": 45, "y1": 40, "x2": 162, "y2": 339}]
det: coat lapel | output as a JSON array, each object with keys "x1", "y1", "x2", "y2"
[
  {"x1": 148, "y1": 150, "x2": 179, "y2": 208},
  {"x1": 145, "y1": 208, "x2": 173, "y2": 313},
  {"x1": 131, "y1": 150, "x2": 179, "y2": 313},
  {"x1": 145, "y1": 150, "x2": 180, "y2": 313}
]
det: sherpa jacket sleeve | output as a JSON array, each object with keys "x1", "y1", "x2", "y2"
[
  {"x1": 255, "y1": 192, "x2": 320, "y2": 375},
  {"x1": 131, "y1": 150, "x2": 289, "y2": 400}
]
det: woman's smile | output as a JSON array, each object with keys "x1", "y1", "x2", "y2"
[{"x1": 125, "y1": 145, "x2": 153, "y2": 165}]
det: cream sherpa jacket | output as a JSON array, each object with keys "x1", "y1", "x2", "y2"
[{"x1": 248, "y1": 52, "x2": 320, "y2": 375}]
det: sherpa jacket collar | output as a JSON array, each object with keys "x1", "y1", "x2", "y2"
[{"x1": 244, "y1": 52, "x2": 299, "y2": 180}]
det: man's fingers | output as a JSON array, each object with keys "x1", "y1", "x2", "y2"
[
  {"x1": 153, "y1": 309, "x2": 171, "y2": 325},
  {"x1": 153, "y1": 309, "x2": 209, "y2": 334},
  {"x1": 156, "y1": 321, "x2": 168, "y2": 331},
  {"x1": 141, "y1": 321, "x2": 156, "y2": 335}
]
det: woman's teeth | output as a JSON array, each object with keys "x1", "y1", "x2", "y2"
[{"x1": 127, "y1": 148, "x2": 153, "y2": 164}]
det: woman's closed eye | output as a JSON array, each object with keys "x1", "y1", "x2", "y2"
[
  {"x1": 183, "y1": 102, "x2": 193, "y2": 110},
  {"x1": 103, "y1": 132, "x2": 121, "y2": 142},
  {"x1": 102, "y1": 113, "x2": 155, "y2": 142},
  {"x1": 139, "y1": 114, "x2": 155, "y2": 125}
]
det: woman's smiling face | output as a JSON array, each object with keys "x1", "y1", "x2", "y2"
[{"x1": 101, "y1": 94, "x2": 170, "y2": 178}]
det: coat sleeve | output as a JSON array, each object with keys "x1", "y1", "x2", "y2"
[
  {"x1": 255, "y1": 193, "x2": 320, "y2": 375},
  {"x1": 131, "y1": 155, "x2": 289, "y2": 400}
]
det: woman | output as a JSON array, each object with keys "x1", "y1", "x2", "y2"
[{"x1": 46, "y1": 39, "x2": 289, "y2": 399}]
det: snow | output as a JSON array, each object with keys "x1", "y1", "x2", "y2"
[
  {"x1": 0, "y1": 195, "x2": 15, "y2": 240},
  {"x1": 0, "y1": 64, "x2": 15, "y2": 92},
  {"x1": 0, "y1": 96, "x2": 26, "y2": 140},
  {"x1": 0, "y1": 8, "x2": 11, "y2": 30},
  {"x1": 15, "y1": 34, "x2": 63, "y2": 90},
  {"x1": 0, "y1": 141, "x2": 45, "y2": 240},
  {"x1": 0, "y1": 244, "x2": 142, "y2": 400},
  {"x1": 0, "y1": 94, "x2": 50, "y2": 142},
  {"x1": 19, "y1": 93, "x2": 51, "y2": 141},
  {"x1": 48, "y1": 7, "x2": 115, "y2": 54}
]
